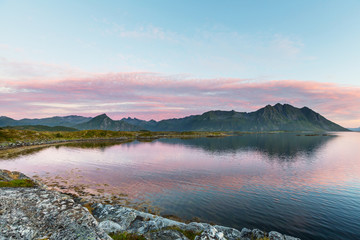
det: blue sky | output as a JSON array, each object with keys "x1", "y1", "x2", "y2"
[
  {"x1": 1, "y1": 0, "x2": 360, "y2": 127},
  {"x1": 1, "y1": 0, "x2": 359, "y2": 83}
]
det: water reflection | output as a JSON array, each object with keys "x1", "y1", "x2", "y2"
[
  {"x1": 158, "y1": 133, "x2": 336, "y2": 159},
  {"x1": 0, "y1": 133, "x2": 359, "y2": 240},
  {"x1": 0, "y1": 133, "x2": 336, "y2": 161},
  {"x1": 60, "y1": 140, "x2": 133, "y2": 150}
]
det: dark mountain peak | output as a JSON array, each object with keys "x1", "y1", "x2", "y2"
[
  {"x1": 87, "y1": 114, "x2": 113, "y2": 126},
  {"x1": 63, "y1": 115, "x2": 88, "y2": 118},
  {"x1": 260, "y1": 103, "x2": 297, "y2": 112},
  {"x1": 0, "y1": 116, "x2": 14, "y2": 120},
  {"x1": 75, "y1": 113, "x2": 140, "y2": 131},
  {"x1": 274, "y1": 103, "x2": 288, "y2": 109},
  {"x1": 93, "y1": 113, "x2": 110, "y2": 120},
  {"x1": 257, "y1": 104, "x2": 276, "y2": 113},
  {"x1": 121, "y1": 117, "x2": 132, "y2": 121},
  {"x1": 274, "y1": 103, "x2": 293, "y2": 107},
  {"x1": 300, "y1": 106, "x2": 319, "y2": 116},
  {"x1": 261, "y1": 104, "x2": 285, "y2": 112},
  {"x1": 274, "y1": 103, "x2": 298, "y2": 112},
  {"x1": 202, "y1": 110, "x2": 236, "y2": 115},
  {"x1": 201, "y1": 110, "x2": 229, "y2": 119},
  {"x1": 301, "y1": 106, "x2": 312, "y2": 112}
]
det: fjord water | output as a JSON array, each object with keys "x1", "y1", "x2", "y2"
[{"x1": 1, "y1": 133, "x2": 359, "y2": 239}]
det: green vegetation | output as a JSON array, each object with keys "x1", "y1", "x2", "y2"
[
  {"x1": 109, "y1": 232, "x2": 146, "y2": 240},
  {"x1": 0, "y1": 128, "x2": 135, "y2": 143},
  {"x1": 0, "y1": 128, "x2": 47, "y2": 142},
  {"x1": 0, "y1": 128, "x2": 227, "y2": 144},
  {"x1": 0, "y1": 128, "x2": 229, "y2": 159},
  {"x1": 0, "y1": 179, "x2": 36, "y2": 188},
  {"x1": 162, "y1": 226, "x2": 202, "y2": 240},
  {"x1": 251, "y1": 236, "x2": 269, "y2": 240},
  {"x1": 249, "y1": 232, "x2": 270, "y2": 240}
]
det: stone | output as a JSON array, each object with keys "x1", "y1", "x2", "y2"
[
  {"x1": 284, "y1": 235, "x2": 301, "y2": 240},
  {"x1": 252, "y1": 229, "x2": 265, "y2": 239},
  {"x1": 212, "y1": 225, "x2": 241, "y2": 240},
  {"x1": 240, "y1": 228, "x2": 253, "y2": 239},
  {"x1": 99, "y1": 220, "x2": 123, "y2": 233},
  {"x1": 269, "y1": 231, "x2": 285, "y2": 240},
  {"x1": 195, "y1": 226, "x2": 227, "y2": 240},
  {"x1": 0, "y1": 188, "x2": 111, "y2": 240}
]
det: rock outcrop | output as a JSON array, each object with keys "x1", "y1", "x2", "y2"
[
  {"x1": 0, "y1": 170, "x2": 111, "y2": 240},
  {"x1": 92, "y1": 203, "x2": 300, "y2": 240},
  {"x1": 0, "y1": 170, "x2": 301, "y2": 240}
]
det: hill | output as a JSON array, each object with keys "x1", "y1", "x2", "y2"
[
  {"x1": 75, "y1": 114, "x2": 141, "y2": 131},
  {"x1": 123, "y1": 103, "x2": 348, "y2": 132},
  {"x1": 0, "y1": 115, "x2": 91, "y2": 127}
]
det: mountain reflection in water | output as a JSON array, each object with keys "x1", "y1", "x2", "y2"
[
  {"x1": 157, "y1": 133, "x2": 335, "y2": 159},
  {"x1": 0, "y1": 133, "x2": 359, "y2": 240}
]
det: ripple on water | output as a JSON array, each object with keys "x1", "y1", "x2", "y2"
[{"x1": 0, "y1": 133, "x2": 360, "y2": 240}]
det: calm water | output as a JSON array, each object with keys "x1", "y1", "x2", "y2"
[{"x1": 1, "y1": 132, "x2": 359, "y2": 240}]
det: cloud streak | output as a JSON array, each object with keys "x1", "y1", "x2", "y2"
[{"x1": 1, "y1": 69, "x2": 360, "y2": 127}]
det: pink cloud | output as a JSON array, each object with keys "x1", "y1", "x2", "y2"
[{"x1": 1, "y1": 72, "x2": 360, "y2": 127}]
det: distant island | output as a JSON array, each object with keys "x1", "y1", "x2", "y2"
[{"x1": 0, "y1": 103, "x2": 349, "y2": 132}]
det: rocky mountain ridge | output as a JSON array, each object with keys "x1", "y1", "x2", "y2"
[{"x1": 0, "y1": 104, "x2": 349, "y2": 132}]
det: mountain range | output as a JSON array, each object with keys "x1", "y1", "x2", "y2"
[
  {"x1": 0, "y1": 104, "x2": 349, "y2": 132},
  {"x1": 0, "y1": 115, "x2": 91, "y2": 127}
]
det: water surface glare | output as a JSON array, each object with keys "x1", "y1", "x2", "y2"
[{"x1": 1, "y1": 132, "x2": 360, "y2": 240}]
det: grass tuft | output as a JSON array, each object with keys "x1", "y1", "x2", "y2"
[
  {"x1": 250, "y1": 233, "x2": 270, "y2": 240},
  {"x1": 109, "y1": 232, "x2": 146, "y2": 240},
  {"x1": 162, "y1": 226, "x2": 202, "y2": 240},
  {"x1": 0, "y1": 179, "x2": 36, "y2": 188}
]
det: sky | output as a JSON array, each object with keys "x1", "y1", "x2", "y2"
[{"x1": 0, "y1": 0, "x2": 360, "y2": 127}]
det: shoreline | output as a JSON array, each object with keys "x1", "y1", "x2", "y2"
[
  {"x1": 0, "y1": 130, "x2": 336, "y2": 157},
  {"x1": 0, "y1": 132, "x2": 228, "y2": 159},
  {"x1": 0, "y1": 169, "x2": 301, "y2": 240},
  {"x1": 0, "y1": 132, "x2": 229, "y2": 150}
]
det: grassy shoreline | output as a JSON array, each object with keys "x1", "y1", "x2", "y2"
[
  {"x1": 0, "y1": 128, "x2": 228, "y2": 142},
  {"x1": 0, "y1": 128, "x2": 334, "y2": 154},
  {"x1": 0, "y1": 128, "x2": 229, "y2": 158}
]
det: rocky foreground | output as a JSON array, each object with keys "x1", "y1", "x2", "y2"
[{"x1": 0, "y1": 170, "x2": 300, "y2": 240}]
